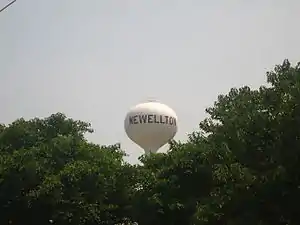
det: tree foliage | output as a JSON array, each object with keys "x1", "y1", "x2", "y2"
[
  {"x1": 131, "y1": 59, "x2": 300, "y2": 225},
  {"x1": 0, "y1": 60, "x2": 300, "y2": 225},
  {"x1": 0, "y1": 113, "x2": 134, "y2": 225}
]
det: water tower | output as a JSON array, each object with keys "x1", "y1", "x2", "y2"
[{"x1": 124, "y1": 100, "x2": 178, "y2": 155}]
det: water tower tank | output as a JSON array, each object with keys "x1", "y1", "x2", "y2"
[{"x1": 124, "y1": 100, "x2": 178, "y2": 155}]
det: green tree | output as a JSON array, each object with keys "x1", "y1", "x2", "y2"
[
  {"x1": 1, "y1": 59, "x2": 300, "y2": 225},
  {"x1": 132, "y1": 59, "x2": 300, "y2": 225},
  {"x1": 194, "y1": 59, "x2": 300, "y2": 225},
  {"x1": 0, "y1": 113, "x2": 135, "y2": 225},
  {"x1": 131, "y1": 136, "x2": 214, "y2": 225}
]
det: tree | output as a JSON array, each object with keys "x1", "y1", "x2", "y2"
[
  {"x1": 0, "y1": 113, "x2": 135, "y2": 225},
  {"x1": 131, "y1": 136, "x2": 214, "y2": 225},
  {"x1": 132, "y1": 59, "x2": 300, "y2": 225},
  {"x1": 194, "y1": 59, "x2": 300, "y2": 225},
  {"x1": 1, "y1": 59, "x2": 300, "y2": 225}
]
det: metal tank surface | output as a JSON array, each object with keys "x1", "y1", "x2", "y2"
[{"x1": 124, "y1": 100, "x2": 178, "y2": 155}]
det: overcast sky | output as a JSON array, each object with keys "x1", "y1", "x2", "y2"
[{"x1": 1, "y1": 0, "x2": 299, "y2": 164}]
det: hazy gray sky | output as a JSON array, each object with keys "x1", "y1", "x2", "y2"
[{"x1": 1, "y1": 0, "x2": 299, "y2": 163}]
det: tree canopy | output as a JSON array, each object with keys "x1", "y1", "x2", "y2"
[{"x1": 0, "y1": 59, "x2": 300, "y2": 225}]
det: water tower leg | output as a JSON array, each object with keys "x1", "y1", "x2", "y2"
[
  {"x1": 144, "y1": 148, "x2": 152, "y2": 155},
  {"x1": 144, "y1": 150, "x2": 150, "y2": 155}
]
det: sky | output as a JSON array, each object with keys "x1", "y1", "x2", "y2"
[{"x1": 1, "y1": 0, "x2": 299, "y2": 164}]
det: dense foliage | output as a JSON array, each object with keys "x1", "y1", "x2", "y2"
[{"x1": 0, "y1": 59, "x2": 300, "y2": 225}]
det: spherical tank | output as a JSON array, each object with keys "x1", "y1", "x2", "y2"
[{"x1": 124, "y1": 100, "x2": 178, "y2": 154}]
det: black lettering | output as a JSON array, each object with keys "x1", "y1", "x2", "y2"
[
  {"x1": 129, "y1": 116, "x2": 134, "y2": 124},
  {"x1": 148, "y1": 114, "x2": 154, "y2": 123},
  {"x1": 133, "y1": 115, "x2": 138, "y2": 124},
  {"x1": 130, "y1": 114, "x2": 177, "y2": 125},
  {"x1": 164, "y1": 116, "x2": 169, "y2": 124},
  {"x1": 139, "y1": 114, "x2": 147, "y2": 123},
  {"x1": 159, "y1": 115, "x2": 165, "y2": 124},
  {"x1": 154, "y1": 115, "x2": 159, "y2": 123},
  {"x1": 169, "y1": 117, "x2": 173, "y2": 125}
]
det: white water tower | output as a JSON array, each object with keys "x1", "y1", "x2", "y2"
[{"x1": 124, "y1": 100, "x2": 178, "y2": 155}]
